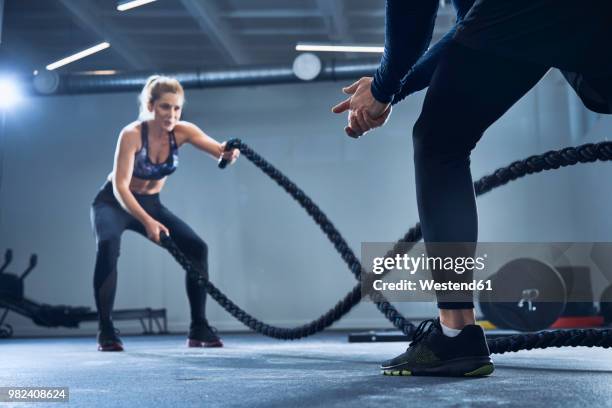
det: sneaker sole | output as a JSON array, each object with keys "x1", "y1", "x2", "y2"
[
  {"x1": 187, "y1": 339, "x2": 223, "y2": 348},
  {"x1": 381, "y1": 357, "x2": 494, "y2": 377},
  {"x1": 97, "y1": 343, "x2": 124, "y2": 352}
]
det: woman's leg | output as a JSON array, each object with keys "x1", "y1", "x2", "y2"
[
  {"x1": 91, "y1": 203, "x2": 133, "y2": 329},
  {"x1": 154, "y1": 206, "x2": 209, "y2": 326},
  {"x1": 413, "y1": 41, "x2": 549, "y2": 324}
]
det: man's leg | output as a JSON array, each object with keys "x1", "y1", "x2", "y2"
[
  {"x1": 381, "y1": 42, "x2": 548, "y2": 376},
  {"x1": 413, "y1": 41, "x2": 548, "y2": 327}
]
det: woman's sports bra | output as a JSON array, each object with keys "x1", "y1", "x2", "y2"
[{"x1": 132, "y1": 121, "x2": 179, "y2": 180}]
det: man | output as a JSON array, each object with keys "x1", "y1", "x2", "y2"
[{"x1": 333, "y1": 0, "x2": 611, "y2": 377}]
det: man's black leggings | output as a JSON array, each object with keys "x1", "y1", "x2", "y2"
[
  {"x1": 413, "y1": 41, "x2": 549, "y2": 309},
  {"x1": 91, "y1": 181, "x2": 209, "y2": 328}
]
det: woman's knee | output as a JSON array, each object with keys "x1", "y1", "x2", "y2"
[
  {"x1": 187, "y1": 237, "x2": 208, "y2": 265},
  {"x1": 96, "y1": 238, "x2": 120, "y2": 260},
  {"x1": 197, "y1": 238, "x2": 208, "y2": 259},
  {"x1": 190, "y1": 239, "x2": 209, "y2": 279},
  {"x1": 94, "y1": 238, "x2": 120, "y2": 289}
]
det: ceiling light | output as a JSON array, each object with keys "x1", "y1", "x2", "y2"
[
  {"x1": 78, "y1": 70, "x2": 118, "y2": 75},
  {"x1": 0, "y1": 77, "x2": 24, "y2": 110},
  {"x1": 117, "y1": 0, "x2": 157, "y2": 11},
  {"x1": 46, "y1": 42, "x2": 111, "y2": 71},
  {"x1": 296, "y1": 44, "x2": 384, "y2": 53}
]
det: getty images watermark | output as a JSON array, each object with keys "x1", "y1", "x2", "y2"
[{"x1": 360, "y1": 242, "x2": 612, "y2": 302}]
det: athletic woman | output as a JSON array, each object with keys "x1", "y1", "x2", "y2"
[{"x1": 91, "y1": 76, "x2": 239, "y2": 351}]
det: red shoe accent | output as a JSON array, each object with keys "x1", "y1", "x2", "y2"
[
  {"x1": 551, "y1": 316, "x2": 604, "y2": 329},
  {"x1": 98, "y1": 342, "x2": 124, "y2": 352},
  {"x1": 187, "y1": 339, "x2": 223, "y2": 348}
]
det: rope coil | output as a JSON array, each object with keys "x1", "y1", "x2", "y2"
[{"x1": 161, "y1": 139, "x2": 612, "y2": 352}]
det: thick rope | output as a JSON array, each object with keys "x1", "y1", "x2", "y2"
[{"x1": 161, "y1": 140, "x2": 612, "y2": 352}]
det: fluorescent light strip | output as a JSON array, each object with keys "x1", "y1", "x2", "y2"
[
  {"x1": 117, "y1": 0, "x2": 157, "y2": 11},
  {"x1": 46, "y1": 42, "x2": 111, "y2": 71},
  {"x1": 296, "y1": 44, "x2": 384, "y2": 53},
  {"x1": 79, "y1": 70, "x2": 118, "y2": 75}
]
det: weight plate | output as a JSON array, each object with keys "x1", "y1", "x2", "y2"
[
  {"x1": 601, "y1": 284, "x2": 612, "y2": 324},
  {"x1": 478, "y1": 275, "x2": 510, "y2": 329},
  {"x1": 483, "y1": 258, "x2": 566, "y2": 332}
]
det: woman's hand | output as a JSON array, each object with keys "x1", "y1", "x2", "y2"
[
  {"x1": 144, "y1": 219, "x2": 170, "y2": 244},
  {"x1": 332, "y1": 77, "x2": 392, "y2": 138},
  {"x1": 219, "y1": 142, "x2": 240, "y2": 165}
]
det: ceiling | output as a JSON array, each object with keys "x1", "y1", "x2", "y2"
[{"x1": 1, "y1": 0, "x2": 456, "y2": 75}]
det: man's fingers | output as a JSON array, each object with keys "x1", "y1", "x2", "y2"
[
  {"x1": 367, "y1": 107, "x2": 391, "y2": 127},
  {"x1": 353, "y1": 110, "x2": 370, "y2": 135},
  {"x1": 360, "y1": 109, "x2": 378, "y2": 130},
  {"x1": 349, "y1": 113, "x2": 365, "y2": 136},
  {"x1": 332, "y1": 98, "x2": 351, "y2": 114},
  {"x1": 342, "y1": 80, "x2": 360, "y2": 95},
  {"x1": 345, "y1": 126, "x2": 359, "y2": 138}
]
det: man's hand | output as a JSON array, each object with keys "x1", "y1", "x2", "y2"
[{"x1": 332, "y1": 77, "x2": 392, "y2": 138}]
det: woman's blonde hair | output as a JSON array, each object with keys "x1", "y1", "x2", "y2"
[{"x1": 138, "y1": 75, "x2": 184, "y2": 120}]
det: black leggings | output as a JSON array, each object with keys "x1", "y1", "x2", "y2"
[
  {"x1": 91, "y1": 182, "x2": 209, "y2": 328},
  {"x1": 414, "y1": 41, "x2": 549, "y2": 309}
]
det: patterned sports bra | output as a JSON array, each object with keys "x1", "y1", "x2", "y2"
[{"x1": 132, "y1": 121, "x2": 179, "y2": 180}]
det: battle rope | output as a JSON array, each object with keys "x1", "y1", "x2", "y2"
[{"x1": 161, "y1": 140, "x2": 612, "y2": 353}]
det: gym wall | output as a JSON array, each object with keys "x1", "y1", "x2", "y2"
[{"x1": 0, "y1": 73, "x2": 608, "y2": 336}]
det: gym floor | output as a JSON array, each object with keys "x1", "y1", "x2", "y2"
[{"x1": 2, "y1": 332, "x2": 611, "y2": 407}]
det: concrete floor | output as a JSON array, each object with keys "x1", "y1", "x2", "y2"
[{"x1": 1, "y1": 332, "x2": 612, "y2": 407}]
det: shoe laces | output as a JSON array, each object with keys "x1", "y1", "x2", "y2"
[
  {"x1": 411, "y1": 318, "x2": 438, "y2": 345},
  {"x1": 108, "y1": 328, "x2": 121, "y2": 338},
  {"x1": 192, "y1": 321, "x2": 217, "y2": 333},
  {"x1": 99, "y1": 327, "x2": 121, "y2": 341}
]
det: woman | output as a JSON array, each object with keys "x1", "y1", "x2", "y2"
[{"x1": 91, "y1": 76, "x2": 239, "y2": 351}]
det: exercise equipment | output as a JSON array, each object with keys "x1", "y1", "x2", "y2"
[
  {"x1": 478, "y1": 258, "x2": 567, "y2": 332},
  {"x1": 551, "y1": 316, "x2": 604, "y2": 329},
  {"x1": 556, "y1": 265, "x2": 597, "y2": 317},
  {"x1": 0, "y1": 249, "x2": 168, "y2": 338},
  {"x1": 0, "y1": 249, "x2": 34, "y2": 300},
  {"x1": 601, "y1": 284, "x2": 612, "y2": 325},
  {"x1": 161, "y1": 139, "x2": 612, "y2": 354}
]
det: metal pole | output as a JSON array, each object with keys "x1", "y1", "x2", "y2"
[
  {"x1": 0, "y1": 110, "x2": 5, "y2": 233},
  {"x1": 0, "y1": 0, "x2": 5, "y2": 44}
]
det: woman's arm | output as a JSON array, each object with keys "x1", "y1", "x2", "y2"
[
  {"x1": 391, "y1": 0, "x2": 475, "y2": 105},
  {"x1": 112, "y1": 128, "x2": 150, "y2": 224},
  {"x1": 111, "y1": 127, "x2": 169, "y2": 241},
  {"x1": 370, "y1": 0, "x2": 440, "y2": 104},
  {"x1": 179, "y1": 121, "x2": 239, "y2": 164}
]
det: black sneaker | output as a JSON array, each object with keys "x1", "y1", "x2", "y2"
[
  {"x1": 381, "y1": 318, "x2": 494, "y2": 377},
  {"x1": 187, "y1": 321, "x2": 223, "y2": 348},
  {"x1": 97, "y1": 325, "x2": 124, "y2": 352}
]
